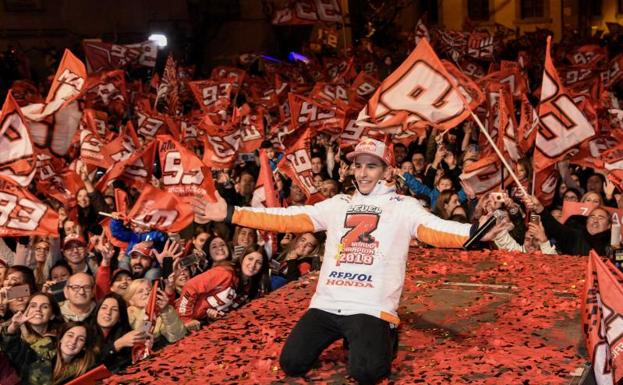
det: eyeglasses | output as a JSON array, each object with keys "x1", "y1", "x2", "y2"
[{"x1": 67, "y1": 284, "x2": 93, "y2": 293}]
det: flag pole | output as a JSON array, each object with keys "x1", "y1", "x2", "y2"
[{"x1": 466, "y1": 110, "x2": 529, "y2": 197}]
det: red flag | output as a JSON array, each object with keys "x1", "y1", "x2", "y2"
[
  {"x1": 157, "y1": 135, "x2": 216, "y2": 203},
  {"x1": 82, "y1": 40, "x2": 157, "y2": 73},
  {"x1": 132, "y1": 281, "x2": 160, "y2": 363},
  {"x1": 567, "y1": 44, "x2": 606, "y2": 66},
  {"x1": 0, "y1": 91, "x2": 36, "y2": 186},
  {"x1": 534, "y1": 36, "x2": 595, "y2": 201},
  {"x1": 277, "y1": 127, "x2": 323, "y2": 204},
  {"x1": 187, "y1": 80, "x2": 232, "y2": 113},
  {"x1": 22, "y1": 50, "x2": 86, "y2": 157},
  {"x1": 78, "y1": 129, "x2": 112, "y2": 169},
  {"x1": 96, "y1": 141, "x2": 156, "y2": 191},
  {"x1": 289, "y1": 93, "x2": 344, "y2": 135},
  {"x1": 516, "y1": 94, "x2": 538, "y2": 154},
  {"x1": 126, "y1": 184, "x2": 193, "y2": 233},
  {"x1": 582, "y1": 251, "x2": 623, "y2": 384},
  {"x1": 210, "y1": 66, "x2": 246, "y2": 93},
  {"x1": 272, "y1": 0, "x2": 342, "y2": 25},
  {"x1": 0, "y1": 174, "x2": 58, "y2": 236},
  {"x1": 359, "y1": 38, "x2": 484, "y2": 132},
  {"x1": 252, "y1": 149, "x2": 279, "y2": 208},
  {"x1": 459, "y1": 154, "x2": 508, "y2": 197},
  {"x1": 81, "y1": 109, "x2": 109, "y2": 139},
  {"x1": 135, "y1": 102, "x2": 179, "y2": 142},
  {"x1": 83, "y1": 70, "x2": 127, "y2": 110},
  {"x1": 494, "y1": 88, "x2": 521, "y2": 162},
  {"x1": 64, "y1": 364, "x2": 112, "y2": 385},
  {"x1": 348, "y1": 71, "x2": 380, "y2": 110}
]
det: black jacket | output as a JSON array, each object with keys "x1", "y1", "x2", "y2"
[{"x1": 541, "y1": 209, "x2": 610, "y2": 256}]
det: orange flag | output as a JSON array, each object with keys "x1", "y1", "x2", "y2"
[
  {"x1": 0, "y1": 174, "x2": 59, "y2": 236},
  {"x1": 582, "y1": 251, "x2": 623, "y2": 384},
  {"x1": 126, "y1": 184, "x2": 193, "y2": 233},
  {"x1": 132, "y1": 281, "x2": 160, "y2": 363},
  {"x1": 0, "y1": 91, "x2": 36, "y2": 186},
  {"x1": 157, "y1": 134, "x2": 216, "y2": 203},
  {"x1": 358, "y1": 38, "x2": 483, "y2": 133}
]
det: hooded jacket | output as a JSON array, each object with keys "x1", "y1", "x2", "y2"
[{"x1": 226, "y1": 181, "x2": 473, "y2": 325}]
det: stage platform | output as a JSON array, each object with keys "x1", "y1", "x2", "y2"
[{"x1": 105, "y1": 248, "x2": 588, "y2": 385}]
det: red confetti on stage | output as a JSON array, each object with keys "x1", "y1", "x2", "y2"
[{"x1": 105, "y1": 248, "x2": 587, "y2": 384}]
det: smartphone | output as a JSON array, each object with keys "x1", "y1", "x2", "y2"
[
  {"x1": 491, "y1": 192, "x2": 507, "y2": 202},
  {"x1": 530, "y1": 214, "x2": 541, "y2": 225},
  {"x1": 233, "y1": 245, "x2": 246, "y2": 261},
  {"x1": 168, "y1": 233, "x2": 181, "y2": 243},
  {"x1": 179, "y1": 254, "x2": 199, "y2": 269},
  {"x1": 50, "y1": 281, "x2": 67, "y2": 302},
  {"x1": 6, "y1": 284, "x2": 30, "y2": 300}
]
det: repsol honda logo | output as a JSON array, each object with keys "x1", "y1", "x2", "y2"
[{"x1": 326, "y1": 271, "x2": 373, "y2": 288}]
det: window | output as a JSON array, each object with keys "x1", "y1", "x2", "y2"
[
  {"x1": 520, "y1": 0, "x2": 545, "y2": 19},
  {"x1": 468, "y1": 0, "x2": 490, "y2": 21}
]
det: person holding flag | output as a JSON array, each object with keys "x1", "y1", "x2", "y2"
[{"x1": 192, "y1": 136, "x2": 502, "y2": 384}]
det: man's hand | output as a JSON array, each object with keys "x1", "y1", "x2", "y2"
[
  {"x1": 191, "y1": 191, "x2": 228, "y2": 224},
  {"x1": 154, "y1": 240, "x2": 183, "y2": 265}
]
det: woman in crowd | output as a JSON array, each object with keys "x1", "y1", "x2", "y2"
[
  {"x1": 91, "y1": 292, "x2": 142, "y2": 372},
  {"x1": 1, "y1": 293, "x2": 61, "y2": 385},
  {"x1": 525, "y1": 195, "x2": 611, "y2": 256},
  {"x1": 232, "y1": 226, "x2": 258, "y2": 260},
  {"x1": 124, "y1": 279, "x2": 185, "y2": 347},
  {"x1": 206, "y1": 234, "x2": 232, "y2": 269},
  {"x1": 52, "y1": 321, "x2": 97, "y2": 384},
  {"x1": 433, "y1": 190, "x2": 462, "y2": 220},
  {"x1": 176, "y1": 245, "x2": 267, "y2": 327}
]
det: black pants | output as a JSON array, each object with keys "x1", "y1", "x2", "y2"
[{"x1": 279, "y1": 308, "x2": 395, "y2": 385}]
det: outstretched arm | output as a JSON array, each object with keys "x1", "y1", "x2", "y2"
[{"x1": 192, "y1": 191, "x2": 330, "y2": 233}]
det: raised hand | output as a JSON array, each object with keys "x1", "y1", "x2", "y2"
[
  {"x1": 115, "y1": 330, "x2": 148, "y2": 349},
  {"x1": 191, "y1": 190, "x2": 227, "y2": 224},
  {"x1": 7, "y1": 310, "x2": 35, "y2": 334},
  {"x1": 154, "y1": 239, "x2": 183, "y2": 265}
]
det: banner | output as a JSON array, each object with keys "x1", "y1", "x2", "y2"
[
  {"x1": 534, "y1": 36, "x2": 595, "y2": 173},
  {"x1": 0, "y1": 91, "x2": 36, "y2": 186},
  {"x1": 289, "y1": 93, "x2": 344, "y2": 135},
  {"x1": 0, "y1": 174, "x2": 58, "y2": 236},
  {"x1": 82, "y1": 40, "x2": 157, "y2": 73},
  {"x1": 272, "y1": 0, "x2": 342, "y2": 25},
  {"x1": 582, "y1": 251, "x2": 623, "y2": 385},
  {"x1": 96, "y1": 141, "x2": 156, "y2": 191},
  {"x1": 126, "y1": 184, "x2": 193, "y2": 233},
  {"x1": 277, "y1": 127, "x2": 323, "y2": 204},
  {"x1": 157, "y1": 135, "x2": 216, "y2": 203},
  {"x1": 459, "y1": 154, "x2": 507, "y2": 197},
  {"x1": 83, "y1": 70, "x2": 127, "y2": 110},
  {"x1": 251, "y1": 149, "x2": 279, "y2": 208},
  {"x1": 358, "y1": 38, "x2": 483, "y2": 133},
  {"x1": 22, "y1": 49, "x2": 86, "y2": 156}
]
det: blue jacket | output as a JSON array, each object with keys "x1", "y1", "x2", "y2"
[
  {"x1": 109, "y1": 219, "x2": 167, "y2": 254},
  {"x1": 403, "y1": 173, "x2": 467, "y2": 207}
]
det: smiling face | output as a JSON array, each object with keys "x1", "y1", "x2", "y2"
[
  {"x1": 128, "y1": 280, "x2": 151, "y2": 308},
  {"x1": 110, "y1": 273, "x2": 132, "y2": 296},
  {"x1": 293, "y1": 233, "x2": 318, "y2": 257},
  {"x1": 25, "y1": 294, "x2": 54, "y2": 327},
  {"x1": 353, "y1": 154, "x2": 388, "y2": 195},
  {"x1": 97, "y1": 297, "x2": 120, "y2": 330},
  {"x1": 236, "y1": 227, "x2": 256, "y2": 248},
  {"x1": 60, "y1": 326, "x2": 87, "y2": 361},
  {"x1": 209, "y1": 237, "x2": 229, "y2": 262},
  {"x1": 76, "y1": 189, "x2": 90, "y2": 208},
  {"x1": 241, "y1": 252, "x2": 263, "y2": 278}
]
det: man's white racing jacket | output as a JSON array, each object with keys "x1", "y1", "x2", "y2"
[{"x1": 227, "y1": 182, "x2": 473, "y2": 325}]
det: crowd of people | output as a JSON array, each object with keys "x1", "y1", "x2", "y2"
[{"x1": 0, "y1": 18, "x2": 621, "y2": 385}]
